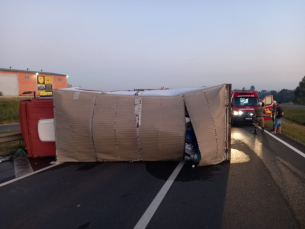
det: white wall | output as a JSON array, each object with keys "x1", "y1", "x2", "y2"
[{"x1": 0, "y1": 73, "x2": 19, "y2": 95}]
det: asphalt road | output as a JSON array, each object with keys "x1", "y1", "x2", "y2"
[
  {"x1": 281, "y1": 103, "x2": 305, "y2": 109},
  {"x1": 0, "y1": 123, "x2": 20, "y2": 131},
  {"x1": 0, "y1": 126, "x2": 305, "y2": 229}
]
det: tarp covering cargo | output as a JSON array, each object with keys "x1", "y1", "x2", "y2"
[{"x1": 53, "y1": 84, "x2": 231, "y2": 166}]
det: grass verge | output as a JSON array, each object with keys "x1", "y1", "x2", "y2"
[
  {"x1": 0, "y1": 141, "x2": 24, "y2": 156},
  {"x1": 265, "y1": 119, "x2": 305, "y2": 146},
  {"x1": 282, "y1": 107, "x2": 305, "y2": 126},
  {"x1": 0, "y1": 97, "x2": 32, "y2": 124}
]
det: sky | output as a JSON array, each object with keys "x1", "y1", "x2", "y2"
[{"x1": 1, "y1": 0, "x2": 305, "y2": 91}]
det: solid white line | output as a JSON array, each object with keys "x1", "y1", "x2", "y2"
[
  {"x1": 0, "y1": 162, "x2": 62, "y2": 188},
  {"x1": 261, "y1": 128, "x2": 305, "y2": 159},
  {"x1": 134, "y1": 160, "x2": 185, "y2": 229}
]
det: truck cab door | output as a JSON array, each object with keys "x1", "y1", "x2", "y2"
[{"x1": 261, "y1": 95, "x2": 273, "y2": 120}]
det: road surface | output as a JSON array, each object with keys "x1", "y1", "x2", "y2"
[
  {"x1": 0, "y1": 126, "x2": 304, "y2": 229},
  {"x1": 282, "y1": 103, "x2": 305, "y2": 109},
  {"x1": 0, "y1": 124, "x2": 20, "y2": 131}
]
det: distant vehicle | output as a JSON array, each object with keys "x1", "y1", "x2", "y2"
[
  {"x1": 231, "y1": 90, "x2": 273, "y2": 125},
  {"x1": 22, "y1": 91, "x2": 33, "y2": 94}
]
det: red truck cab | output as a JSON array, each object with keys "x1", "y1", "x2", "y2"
[{"x1": 231, "y1": 90, "x2": 273, "y2": 125}]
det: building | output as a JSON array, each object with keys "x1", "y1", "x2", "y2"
[{"x1": 0, "y1": 67, "x2": 68, "y2": 96}]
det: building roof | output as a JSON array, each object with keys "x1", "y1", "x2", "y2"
[{"x1": 0, "y1": 68, "x2": 67, "y2": 76}]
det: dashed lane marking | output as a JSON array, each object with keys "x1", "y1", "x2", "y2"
[{"x1": 134, "y1": 160, "x2": 185, "y2": 229}]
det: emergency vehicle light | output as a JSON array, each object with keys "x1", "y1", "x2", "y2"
[{"x1": 233, "y1": 111, "x2": 243, "y2": 116}]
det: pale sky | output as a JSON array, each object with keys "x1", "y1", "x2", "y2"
[{"x1": 1, "y1": 0, "x2": 304, "y2": 91}]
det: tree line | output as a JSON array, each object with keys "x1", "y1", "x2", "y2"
[{"x1": 234, "y1": 76, "x2": 305, "y2": 105}]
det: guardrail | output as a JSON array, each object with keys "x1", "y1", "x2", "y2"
[{"x1": 0, "y1": 132, "x2": 23, "y2": 144}]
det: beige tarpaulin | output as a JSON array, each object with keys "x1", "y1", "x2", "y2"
[
  {"x1": 53, "y1": 84, "x2": 231, "y2": 166},
  {"x1": 93, "y1": 95, "x2": 138, "y2": 161},
  {"x1": 183, "y1": 85, "x2": 230, "y2": 166},
  {"x1": 53, "y1": 90, "x2": 97, "y2": 162},
  {"x1": 140, "y1": 97, "x2": 185, "y2": 161}
]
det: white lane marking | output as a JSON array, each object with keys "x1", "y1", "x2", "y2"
[
  {"x1": 276, "y1": 156, "x2": 305, "y2": 177},
  {"x1": 0, "y1": 163, "x2": 62, "y2": 188},
  {"x1": 260, "y1": 127, "x2": 305, "y2": 159},
  {"x1": 134, "y1": 160, "x2": 185, "y2": 229}
]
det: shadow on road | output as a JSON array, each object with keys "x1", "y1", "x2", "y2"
[
  {"x1": 29, "y1": 156, "x2": 56, "y2": 171},
  {"x1": 222, "y1": 128, "x2": 299, "y2": 229}
]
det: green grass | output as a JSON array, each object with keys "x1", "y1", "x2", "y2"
[
  {"x1": 0, "y1": 97, "x2": 31, "y2": 124},
  {"x1": 282, "y1": 107, "x2": 305, "y2": 126},
  {"x1": 0, "y1": 141, "x2": 24, "y2": 156},
  {"x1": 0, "y1": 99, "x2": 20, "y2": 124},
  {"x1": 265, "y1": 119, "x2": 305, "y2": 145}
]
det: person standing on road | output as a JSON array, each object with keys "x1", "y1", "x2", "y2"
[
  {"x1": 273, "y1": 102, "x2": 284, "y2": 134},
  {"x1": 271, "y1": 101, "x2": 277, "y2": 131},
  {"x1": 253, "y1": 102, "x2": 266, "y2": 134}
]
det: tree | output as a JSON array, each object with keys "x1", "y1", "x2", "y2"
[
  {"x1": 270, "y1": 90, "x2": 278, "y2": 101},
  {"x1": 242, "y1": 87, "x2": 246, "y2": 90},
  {"x1": 277, "y1": 89, "x2": 294, "y2": 103},
  {"x1": 250, "y1": 85, "x2": 255, "y2": 91},
  {"x1": 258, "y1": 90, "x2": 271, "y2": 99},
  {"x1": 293, "y1": 76, "x2": 305, "y2": 105}
]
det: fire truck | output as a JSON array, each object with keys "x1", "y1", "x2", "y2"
[{"x1": 231, "y1": 90, "x2": 273, "y2": 125}]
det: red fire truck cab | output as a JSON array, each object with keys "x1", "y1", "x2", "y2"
[{"x1": 231, "y1": 90, "x2": 273, "y2": 125}]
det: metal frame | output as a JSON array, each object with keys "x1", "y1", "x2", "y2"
[{"x1": 227, "y1": 84, "x2": 232, "y2": 160}]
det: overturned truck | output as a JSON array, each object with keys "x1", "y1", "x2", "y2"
[{"x1": 50, "y1": 84, "x2": 231, "y2": 166}]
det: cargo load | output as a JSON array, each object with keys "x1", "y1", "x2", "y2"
[{"x1": 48, "y1": 84, "x2": 231, "y2": 166}]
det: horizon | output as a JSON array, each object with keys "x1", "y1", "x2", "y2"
[{"x1": 1, "y1": 1, "x2": 304, "y2": 92}]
